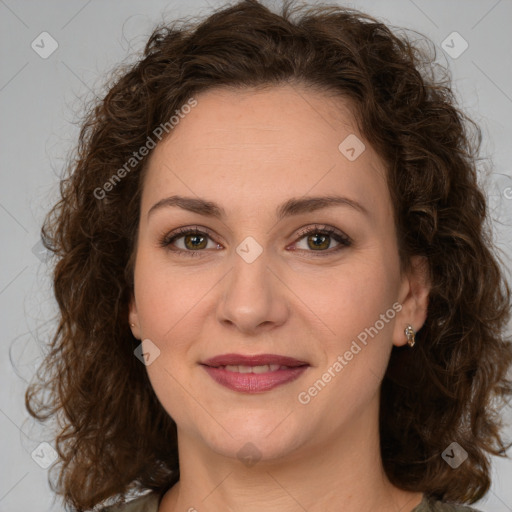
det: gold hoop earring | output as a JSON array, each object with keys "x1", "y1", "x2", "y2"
[{"x1": 404, "y1": 325, "x2": 416, "y2": 347}]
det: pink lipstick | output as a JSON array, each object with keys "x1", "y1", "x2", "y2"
[{"x1": 200, "y1": 353, "x2": 309, "y2": 393}]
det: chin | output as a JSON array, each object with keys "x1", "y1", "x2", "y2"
[{"x1": 195, "y1": 414, "x2": 309, "y2": 462}]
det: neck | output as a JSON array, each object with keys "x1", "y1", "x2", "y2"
[{"x1": 159, "y1": 394, "x2": 423, "y2": 512}]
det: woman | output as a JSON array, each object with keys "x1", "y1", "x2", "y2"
[{"x1": 25, "y1": 0, "x2": 512, "y2": 511}]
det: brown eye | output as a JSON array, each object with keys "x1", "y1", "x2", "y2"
[
  {"x1": 159, "y1": 227, "x2": 221, "y2": 257},
  {"x1": 293, "y1": 225, "x2": 352, "y2": 256}
]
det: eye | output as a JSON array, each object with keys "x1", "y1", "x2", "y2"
[
  {"x1": 291, "y1": 224, "x2": 352, "y2": 256},
  {"x1": 159, "y1": 226, "x2": 221, "y2": 257}
]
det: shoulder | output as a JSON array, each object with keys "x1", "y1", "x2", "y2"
[
  {"x1": 103, "y1": 492, "x2": 160, "y2": 512},
  {"x1": 412, "y1": 495, "x2": 483, "y2": 512}
]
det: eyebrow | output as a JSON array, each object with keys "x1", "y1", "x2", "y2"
[{"x1": 147, "y1": 194, "x2": 369, "y2": 221}]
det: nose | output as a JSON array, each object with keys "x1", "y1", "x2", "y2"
[{"x1": 216, "y1": 243, "x2": 289, "y2": 335}]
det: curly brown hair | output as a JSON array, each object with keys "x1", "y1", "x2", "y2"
[{"x1": 25, "y1": 0, "x2": 512, "y2": 510}]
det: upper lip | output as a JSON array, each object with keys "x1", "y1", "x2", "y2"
[{"x1": 201, "y1": 353, "x2": 309, "y2": 368}]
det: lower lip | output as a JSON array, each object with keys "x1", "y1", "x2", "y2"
[{"x1": 201, "y1": 365, "x2": 309, "y2": 393}]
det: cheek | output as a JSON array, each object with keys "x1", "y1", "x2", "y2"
[
  {"x1": 317, "y1": 262, "x2": 397, "y2": 344},
  {"x1": 133, "y1": 255, "x2": 199, "y2": 420},
  {"x1": 304, "y1": 270, "x2": 397, "y2": 418},
  {"x1": 134, "y1": 250, "x2": 199, "y2": 334},
  {"x1": 133, "y1": 250, "x2": 218, "y2": 385}
]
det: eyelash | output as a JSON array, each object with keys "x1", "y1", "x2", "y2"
[{"x1": 159, "y1": 224, "x2": 352, "y2": 258}]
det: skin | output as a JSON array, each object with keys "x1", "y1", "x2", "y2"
[{"x1": 129, "y1": 84, "x2": 430, "y2": 512}]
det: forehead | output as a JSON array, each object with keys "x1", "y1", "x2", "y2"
[{"x1": 141, "y1": 84, "x2": 390, "y2": 222}]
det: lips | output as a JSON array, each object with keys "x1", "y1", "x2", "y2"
[{"x1": 200, "y1": 353, "x2": 310, "y2": 393}]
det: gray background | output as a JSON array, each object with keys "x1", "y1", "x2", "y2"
[{"x1": 1, "y1": 0, "x2": 511, "y2": 510}]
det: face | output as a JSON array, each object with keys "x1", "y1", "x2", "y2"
[{"x1": 129, "y1": 84, "x2": 429, "y2": 462}]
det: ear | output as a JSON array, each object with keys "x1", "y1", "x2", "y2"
[
  {"x1": 128, "y1": 292, "x2": 141, "y2": 340},
  {"x1": 393, "y1": 255, "x2": 431, "y2": 347}
]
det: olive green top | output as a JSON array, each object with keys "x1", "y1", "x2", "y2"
[
  {"x1": 104, "y1": 491, "x2": 483, "y2": 511},
  {"x1": 412, "y1": 495, "x2": 482, "y2": 511}
]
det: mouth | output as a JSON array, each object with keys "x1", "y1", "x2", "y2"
[{"x1": 200, "y1": 353, "x2": 310, "y2": 393}]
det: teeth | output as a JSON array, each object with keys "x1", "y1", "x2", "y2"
[{"x1": 222, "y1": 364, "x2": 283, "y2": 373}]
